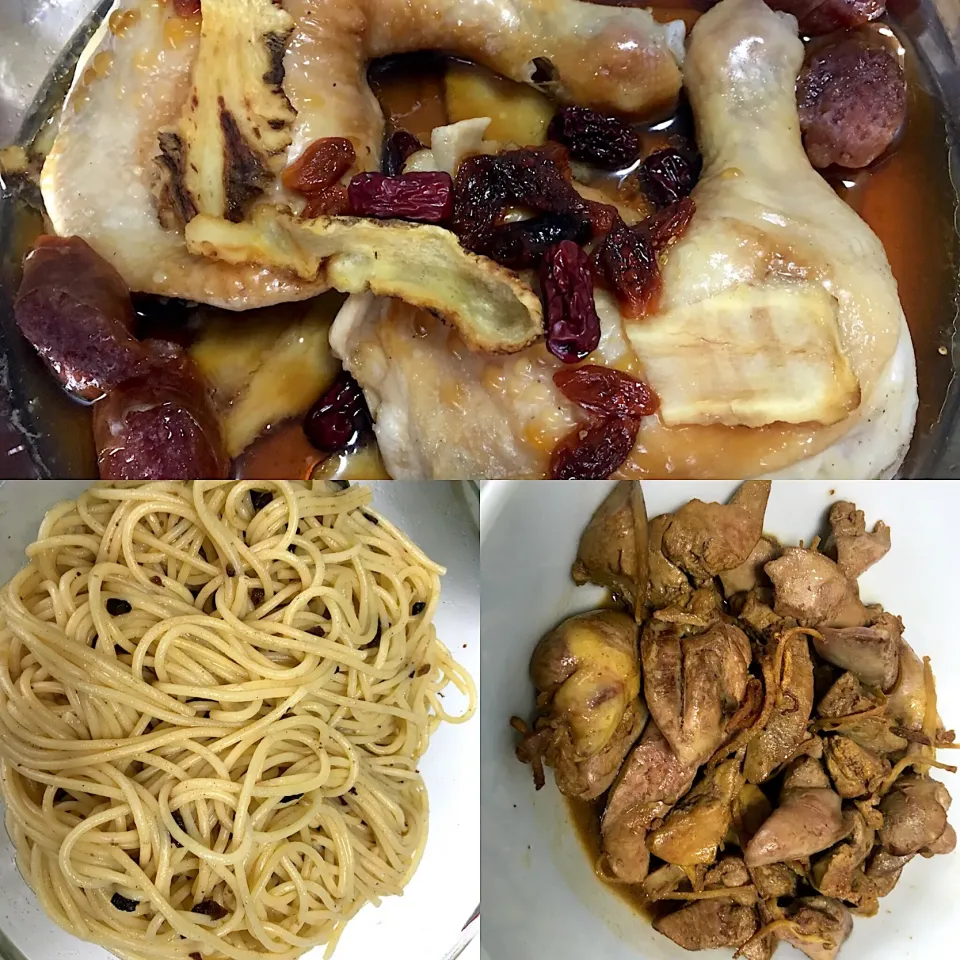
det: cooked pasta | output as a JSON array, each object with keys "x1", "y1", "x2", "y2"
[{"x1": 0, "y1": 480, "x2": 475, "y2": 960}]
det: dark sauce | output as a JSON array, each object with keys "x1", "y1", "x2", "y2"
[
  {"x1": 565, "y1": 795, "x2": 663, "y2": 921},
  {"x1": 1, "y1": 1, "x2": 956, "y2": 477}
]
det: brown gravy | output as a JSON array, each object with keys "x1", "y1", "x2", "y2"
[{"x1": 565, "y1": 796, "x2": 660, "y2": 920}]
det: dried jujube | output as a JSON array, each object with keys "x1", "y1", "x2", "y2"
[
  {"x1": 540, "y1": 240, "x2": 601, "y2": 363},
  {"x1": 348, "y1": 171, "x2": 453, "y2": 223}
]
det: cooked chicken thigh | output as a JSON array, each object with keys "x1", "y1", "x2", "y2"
[
  {"x1": 42, "y1": 0, "x2": 681, "y2": 308},
  {"x1": 629, "y1": 0, "x2": 909, "y2": 432},
  {"x1": 334, "y1": 0, "x2": 916, "y2": 479}
]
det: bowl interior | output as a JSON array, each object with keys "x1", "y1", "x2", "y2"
[{"x1": 480, "y1": 480, "x2": 960, "y2": 960}]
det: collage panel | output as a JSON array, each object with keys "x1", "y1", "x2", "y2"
[
  {"x1": 0, "y1": 480, "x2": 479, "y2": 960},
  {"x1": 481, "y1": 480, "x2": 960, "y2": 960},
  {"x1": 0, "y1": 0, "x2": 957, "y2": 480},
  {"x1": 1, "y1": 0, "x2": 960, "y2": 957}
]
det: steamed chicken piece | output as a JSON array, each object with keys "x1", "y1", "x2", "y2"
[
  {"x1": 646, "y1": 758, "x2": 743, "y2": 865},
  {"x1": 335, "y1": 0, "x2": 915, "y2": 480},
  {"x1": 629, "y1": 0, "x2": 913, "y2": 438},
  {"x1": 518, "y1": 611, "x2": 645, "y2": 799},
  {"x1": 283, "y1": 0, "x2": 683, "y2": 164},
  {"x1": 40, "y1": 0, "x2": 322, "y2": 308},
  {"x1": 42, "y1": 0, "x2": 682, "y2": 306},
  {"x1": 330, "y1": 290, "x2": 630, "y2": 478}
]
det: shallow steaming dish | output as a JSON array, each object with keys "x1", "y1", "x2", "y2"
[
  {"x1": 0, "y1": 0, "x2": 958, "y2": 479},
  {"x1": 0, "y1": 480, "x2": 476, "y2": 960},
  {"x1": 480, "y1": 481, "x2": 960, "y2": 960}
]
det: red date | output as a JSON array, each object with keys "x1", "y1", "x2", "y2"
[
  {"x1": 549, "y1": 416, "x2": 639, "y2": 480},
  {"x1": 348, "y1": 171, "x2": 453, "y2": 223},
  {"x1": 540, "y1": 240, "x2": 601, "y2": 363},
  {"x1": 554, "y1": 365, "x2": 659, "y2": 419}
]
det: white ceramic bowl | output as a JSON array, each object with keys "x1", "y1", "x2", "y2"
[
  {"x1": 0, "y1": 480, "x2": 479, "y2": 960},
  {"x1": 480, "y1": 480, "x2": 960, "y2": 960}
]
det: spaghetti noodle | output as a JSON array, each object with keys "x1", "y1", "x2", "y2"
[{"x1": 0, "y1": 480, "x2": 475, "y2": 960}]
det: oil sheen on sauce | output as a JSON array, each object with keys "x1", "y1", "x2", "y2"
[{"x1": 4, "y1": 2, "x2": 957, "y2": 478}]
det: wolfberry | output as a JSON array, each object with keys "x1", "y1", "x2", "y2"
[
  {"x1": 549, "y1": 417, "x2": 639, "y2": 479},
  {"x1": 302, "y1": 184, "x2": 351, "y2": 219},
  {"x1": 282, "y1": 137, "x2": 356, "y2": 197},
  {"x1": 593, "y1": 219, "x2": 661, "y2": 319},
  {"x1": 640, "y1": 197, "x2": 696, "y2": 252},
  {"x1": 554, "y1": 365, "x2": 659, "y2": 418}
]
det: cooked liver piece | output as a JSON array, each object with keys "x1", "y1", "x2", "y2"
[
  {"x1": 602, "y1": 720, "x2": 696, "y2": 881},
  {"x1": 744, "y1": 787, "x2": 848, "y2": 866},
  {"x1": 661, "y1": 481, "x2": 770, "y2": 581},
  {"x1": 654, "y1": 899, "x2": 759, "y2": 951},
  {"x1": 825, "y1": 500, "x2": 891, "y2": 580},
  {"x1": 797, "y1": 38, "x2": 906, "y2": 169},
  {"x1": 878, "y1": 775, "x2": 949, "y2": 856}
]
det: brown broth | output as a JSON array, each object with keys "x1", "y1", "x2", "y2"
[
  {"x1": 565, "y1": 795, "x2": 676, "y2": 923},
  {"x1": 233, "y1": 420, "x2": 323, "y2": 480},
  {"x1": 834, "y1": 38, "x2": 958, "y2": 441}
]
